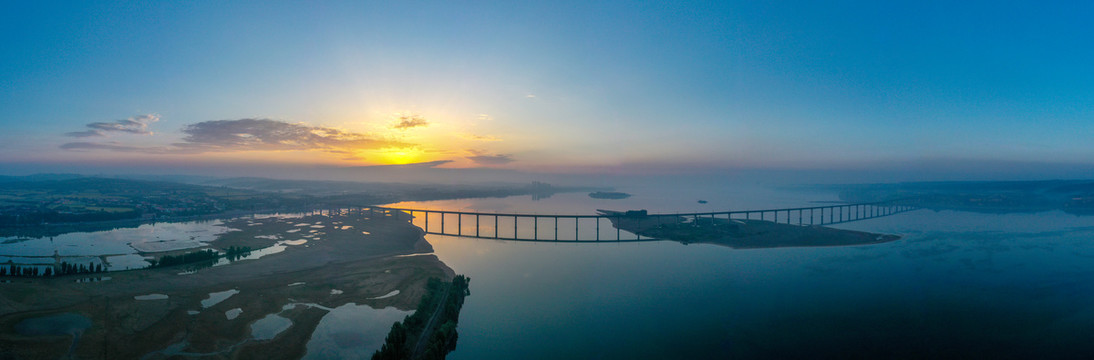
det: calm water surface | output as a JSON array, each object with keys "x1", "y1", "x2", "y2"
[{"x1": 390, "y1": 184, "x2": 1094, "y2": 358}]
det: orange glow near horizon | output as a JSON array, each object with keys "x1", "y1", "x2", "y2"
[{"x1": 378, "y1": 147, "x2": 428, "y2": 165}]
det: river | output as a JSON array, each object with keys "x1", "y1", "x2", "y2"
[{"x1": 387, "y1": 182, "x2": 1094, "y2": 358}]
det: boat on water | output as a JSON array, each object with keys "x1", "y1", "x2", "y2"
[
  {"x1": 596, "y1": 209, "x2": 647, "y2": 217},
  {"x1": 588, "y1": 191, "x2": 631, "y2": 199}
]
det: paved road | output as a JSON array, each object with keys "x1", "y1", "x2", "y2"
[{"x1": 411, "y1": 283, "x2": 451, "y2": 359}]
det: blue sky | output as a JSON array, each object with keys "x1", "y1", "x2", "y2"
[{"x1": 2, "y1": 1, "x2": 1093, "y2": 179}]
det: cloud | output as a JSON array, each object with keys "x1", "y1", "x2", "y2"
[
  {"x1": 65, "y1": 130, "x2": 106, "y2": 138},
  {"x1": 477, "y1": 114, "x2": 493, "y2": 121},
  {"x1": 347, "y1": 160, "x2": 453, "y2": 169},
  {"x1": 65, "y1": 114, "x2": 159, "y2": 137},
  {"x1": 61, "y1": 118, "x2": 413, "y2": 155},
  {"x1": 392, "y1": 114, "x2": 429, "y2": 130},
  {"x1": 59, "y1": 141, "x2": 169, "y2": 152},
  {"x1": 525, "y1": 94, "x2": 536, "y2": 99},
  {"x1": 458, "y1": 133, "x2": 503, "y2": 142},
  {"x1": 177, "y1": 118, "x2": 407, "y2": 152},
  {"x1": 466, "y1": 149, "x2": 515, "y2": 165}
]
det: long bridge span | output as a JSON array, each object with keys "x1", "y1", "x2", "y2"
[{"x1": 366, "y1": 200, "x2": 916, "y2": 242}]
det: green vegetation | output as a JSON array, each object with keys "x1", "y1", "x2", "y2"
[
  {"x1": 149, "y1": 249, "x2": 220, "y2": 268},
  {"x1": 59, "y1": 261, "x2": 103, "y2": 275},
  {"x1": 0, "y1": 260, "x2": 104, "y2": 278},
  {"x1": 373, "y1": 275, "x2": 471, "y2": 360},
  {"x1": 224, "y1": 245, "x2": 252, "y2": 262},
  {"x1": 0, "y1": 264, "x2": 48, "y2": 277},
  {"x1": 147, "y1": 245, "x2": 251, "y2": 270}
]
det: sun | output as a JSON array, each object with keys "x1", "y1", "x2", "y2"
[{"x1": 380, "y1": 148, "x2": 426, "y2": 165}]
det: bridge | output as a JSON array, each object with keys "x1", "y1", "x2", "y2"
[{"x1": 367, "y1": 200, "x2": 916, "y2": 243}]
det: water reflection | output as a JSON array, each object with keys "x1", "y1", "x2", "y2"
[
  {"x1": 303, "y1": 305, "x2": 412, "y2": 359},
  {"x1": 391, "y1": 191, "x2": 1094, "y2": 359},
  {"x1": 251, "y1": 313, "x2": 293, "y2": 341}
]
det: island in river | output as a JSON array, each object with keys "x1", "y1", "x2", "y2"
[{"x1": 598, "y1": 209, "x2": 900, "y2": 248}]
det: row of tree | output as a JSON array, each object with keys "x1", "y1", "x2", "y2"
[
  {"x1": 373, "y1": 275, "x2": 471, "y2": 360},
  {"x1": 0, "y1": 261, "x2": 105, "y2": 277},
  {"x1": 224, "y1": 246, "x2": 252, "y2": 262},
  {"x1": 0, "y1": 209, "x2": 142, "y2": 226},
  {"x1": 59, "y1": 261, "x2": 104, "y2": 275},
  {"x1": 0, "y1": 264, "x2": 51, "y2": 277},
  {"x1": 2, "y1": 245, "x2": 257, "y2": 278},
  {"x1": 149, "y1": 249, "x2": 219, "y2": 267}
]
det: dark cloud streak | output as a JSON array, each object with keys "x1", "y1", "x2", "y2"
[
  {"x1": 392, "y1": 114, "x2": 428, "y2": 130},
  {"x1": 59, "y1": 142, "x2": 168, "y2": 152},
  {"x1": 466, "y1": 149, "x2": 515, "y2": 165},
  {"x1": 65, "y1": 114, "x2": 159, "y2": 137},
  {"x1": 60, "y1": 118, "x2": 413, "y2": 155}
]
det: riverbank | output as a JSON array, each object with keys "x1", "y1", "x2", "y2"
[{"x1": 373, "y1": 275, "x2": 470, "y2": 360}]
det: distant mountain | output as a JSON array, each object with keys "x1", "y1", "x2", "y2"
[
  {"x1": 198, "y1": 176, "x2": 598, "y2": 201},
  {"x1": 0, "y1": 173, "x2": 87, "y2": 183}
]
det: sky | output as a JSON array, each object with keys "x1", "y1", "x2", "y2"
[{"x1": 2, "y1": 1, "x2": 1093, "y2": 181}]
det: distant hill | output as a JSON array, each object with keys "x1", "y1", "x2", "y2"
[
  {"x1": 0, "y1": 174, "x2": 87, "y2": 183},
  {"x1": 833, "y1": 180, "x2": 1094, "y2": 215},
  {"x1": 0, "y1": 175, "x2": 598, "y2": 230}
]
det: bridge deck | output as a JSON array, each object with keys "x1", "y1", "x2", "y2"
[{"x1": 364, "y1": 201, "x2": 915, "y2": 242}]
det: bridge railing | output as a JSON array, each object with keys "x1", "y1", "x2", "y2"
[{"x1": 366, "y1": 200, "x2": 917, "y2": 242}]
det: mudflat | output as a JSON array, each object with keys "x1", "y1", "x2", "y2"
[{"x1": 0, "y1": 209, "x2": 452, "y2": 359}]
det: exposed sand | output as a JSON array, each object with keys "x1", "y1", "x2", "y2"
[{"x1": 0, "y1": 210, "x2": 452, "y2": 359}]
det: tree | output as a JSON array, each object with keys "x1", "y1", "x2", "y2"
[{"x1": 372, "y1": 322, "x2": 408, "y2": 360}]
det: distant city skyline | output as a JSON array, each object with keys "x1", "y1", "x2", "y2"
[{"x1": 2, "y1": 1, "x2": 1093, "y2": 180}]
